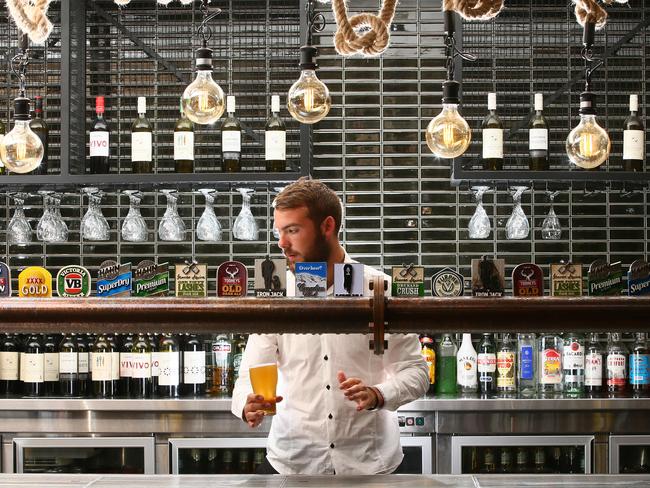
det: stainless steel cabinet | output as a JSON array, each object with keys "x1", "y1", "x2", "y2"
[{"x1": 610, "y1": 436, "x2": 650, "y2": 474}]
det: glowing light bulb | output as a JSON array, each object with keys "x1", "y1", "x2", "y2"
[
  {"x1": 566, "y1": 92, "x2": 610, "y2": 169},
  {"x1": 0, "y1": 97, "x2": 43, "y2": 174},
  {"x1": 287, "y1": 46, "x2": 331, "y2": 124},
  {"x1": 182, "y1": 47, "x2": 225, "y2": 125},
  {"x1": 425, "y1": 80, "x2": 471, "y2": 158}
]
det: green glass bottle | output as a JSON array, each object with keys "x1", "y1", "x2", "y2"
[{"x1": 435, "y1": 333, "x2": 457, "y2": 395}]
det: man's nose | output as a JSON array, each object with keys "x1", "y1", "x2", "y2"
[{"x1": 277, "y1": 232, "x2": 288, "y2": 250}]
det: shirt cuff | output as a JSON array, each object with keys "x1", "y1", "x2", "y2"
[{"x1": 367, "y1": 386, "x2": 385, "y2": 411}]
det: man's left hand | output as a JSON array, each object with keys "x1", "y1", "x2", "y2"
[{"x1": 337, "y1": 371, "x2": 378, "y2": 411}]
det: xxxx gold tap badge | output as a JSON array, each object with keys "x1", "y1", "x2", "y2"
[
  {"x1": 133, "y1": 260, "x2": 169, "y2": 297},
  {"x1": 175, "y1": 261, "x2": 207, "y2": 297},
  {"x1": 0, "y1": 262, "x2": 11, "y2": 297},
  {"x1": 550, "y1": 263, "x2": 582, "y2": 297},
  {"x1": 56, "y1": 265, "x2": 91, "y2": 297},
  {"x1": 18, "y1": 266, "x2": 52, "y2": 297}
]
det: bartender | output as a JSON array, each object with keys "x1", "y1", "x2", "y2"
[{"x1": 231, "y1": 178, "x2": 428, "y2": 475}]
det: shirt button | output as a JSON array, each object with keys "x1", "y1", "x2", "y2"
[
  {"x1": 324, "y1": 355, "x2": 328, "y2": 361},
  {"x1": 328, "y1": 413, "x2": 333, "y2": 419},
  {"x1": 326, "y1": 385, "x2": 331, "y2": 390},
  {"x1": 330, "y1": 443, "x2": 335, "y2": 449}
]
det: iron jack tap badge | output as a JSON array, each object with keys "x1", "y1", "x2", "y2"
[
  {"x1": 511, "y1": 263, "x2": 544, "y2": 297},
  {"x1": 471, "y1": 256, "x2": 505, "y2": 297},
  {"x1": 217, "y1": 261, "x2": 248, "y2": 297},
  {"x1": 175, "y1": 261, "x2": 207, "y2": 298},
  {"x1": 18, "y1": 266, "x2": 52, "y2": 298},
  {"x1": 334, "y1": 262, "x2": 363, "y2": 297},
  {"x1": 392, "y1": 264, "x2": 425, "y2": 297},
  {"x1": 254, "y1": 257, "x2": 286, "y2": 298},
  {"x1": 56, "y1": 265, "x2": 91, "y2": 298},
  {"x1": 0, "y1": 262, "x2": 11, "y2": 297},
  {"x1": 97, "y1": 260, "x2": 132, "y2": 297},
  {"x1": 588, "y1": 259, "x2": 622, "y2": 297},
  {"x1": 628, "y1": 259, "x2": 650, "y2": 296},
  {"x1": 133, "y1": 260, "x2": 170, "y2": 297},
  {"x1": 295, "y1": 262, "x2": 327, "y2": 298},
  {"x1": 550, "y1": 262, "x2": 583, "y2": 297},
  {"x1": 431, "y1": 267, "x2": 465, "y2": 297}
]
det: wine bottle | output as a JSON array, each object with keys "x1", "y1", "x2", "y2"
[
  {"x1": 157, "y1": 333, "x2": 180, "y2": 398},
  {"x1": 174, "y1": 97, "x2": 194, "y2": 173},
  {"x1": 529, "y1": 93, "x2": 549, "y2": 170},
  {"x1": 131, "y1": 96, "x2": 153, "y2": 173},
  {"x1": 585, "y1": 332, "x2": 604, "y2": 398},
  {"x1": 0, "y1": 334, "x2": 20, "y2": 396},
  {"x1": 76, "y1": 334, "x2": 91, "y2": 397},
  {"x1": 481, "y1": 92, "x2": 504, "y2": 170},
  {"x1": 21, "y1": 334, "x2": 44, "y2": 397},
  {"x1": 265, "y1": 95, "x2": 286, "y2": 172},
  {"x1": 182, "y1": 334, "x2": 206, "y2": 397},
  {"x1": 92, "y1": 333, "x2": 115, "y2": 398},
  {"x1": 120, "y1": 333, "x2": 135, "y2": 398},
  {"x1": 623, "y1": 94, "x2": 645, "y2": 172},
  {"x1": 0, "y1": 118, "x2": 6, "y2": 175},
  {"x1": 89, "y1": 96, "x2": 110, "y2": 174},
  {"x1": 149, "y1": 333, "x2": 159, "y2": 394},
  {"x1": 130, "y1": 332, "x2": 153, "y2": 399},
  {"x1": 109, "y1": 333, "x2": 121, "y2": 396},
  {"x1": 58, "y1": 333, "x2": 79, "y2": 397},
  {"x1": 221, "y1": 95, "x2": 241, "y2": 172},
  {"x1": 29, "y1": 95, "x2": 48, "y2": 175},
  {"x1": 43, "y1": 334, "x2": 59, "y2": 396}
]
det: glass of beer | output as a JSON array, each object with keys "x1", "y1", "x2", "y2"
[{"x1": 249, "y1": 363, "x2": 278, "y2": 415}]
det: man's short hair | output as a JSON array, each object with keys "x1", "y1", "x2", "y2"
[{"x1": 273, "y1": 178, "x2": 342, "y2": 233}]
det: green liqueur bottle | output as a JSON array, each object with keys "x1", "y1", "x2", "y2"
[{"x1": 435, "y1": 333, "x2": 457, "y2": 395}]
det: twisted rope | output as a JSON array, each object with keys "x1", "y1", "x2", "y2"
[
  {"x1": 442, "y1": 0, "x2": 504, "y2": 21},
  {"x1": 573, "y1": 0, "x2": 608, "y2": 29},
  {"x1": 331, "y1": 0, "x2": 398, "y2": 57},
  {"x1": 5, "y1": 0, "x2": 52, "y2": 44}
]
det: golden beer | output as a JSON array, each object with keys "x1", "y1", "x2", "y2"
[{"x1": 249, "y1": 363, "x2": 278, "y2": 415}]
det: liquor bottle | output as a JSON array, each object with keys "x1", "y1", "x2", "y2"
[
  {"x1": 563, "y1": 332, "x2": 585, "y2": 396},
  {"x1": 538, "y1": 333, "x2": 563, "y2": 395},
  {"x1": 233, "y1": 334, "x2": 247, "y2": 382},
  {"x1": 514, "y1": 447, "x2": 530, "y2": 474},
  {"x1": 623, "y1": 94, "x2": 645, "y2": 172},
  {"x1": 149, "y1": 333, "x2": 159, "y2": 393},
  {"x1": 420, "y1": 334, "x2": 436, "y2": 397},
  {"x1": 206, "y1": 448, "x2": 219, "y2": 474},
  {"x1": 131, "y1": 332, "x2": 153, "y2": 399},
  {"x1": 496, "y1": 333, "x2": 516, "y2": 394},
  {"x1": 183, "y1": 334, "x2": 206, "y2": 397},
  {"x1": 108, "y1": 334, "x2": 121, "y2": 396},
  {"x1": 477, "y1": 333, "x2": 496, "y2": 396},
  {"x1": 0, "y1": 334, "x2": 20, "y2": 396},
  {"x1": 120, "y1": 333, "x2": 135, "y2": 398},
  {"x1": 606, "y1": 332, "x2": 628, "y2": 397},
  {"x1": 29, "y1": 96, "x2": 48, "y2": 175},
  {"x1": 529, "y1": 93, "x2": 549, "y2": 170},
  {"x1": 252, "y1": 449, "x2": 265, "y2": 473},
  {"x1": 238, "y1": 450, "x2": 251, "y2": 475},
  {"x1": 158, "y1": 333, "x2": 180, "y2": 398},
  {"x1": 89, "y1": 96, "x2": 110, "y2": 174},
  {"x1": 585, "y1": 332, "x2": 604, "y2": 397},
  {"x1": 630, "y1": 332, "x2": 650, "y2": 397},
  {"x1": 21, "y1": 334, "x2": 44, "y2": 397},
  {"x1": 210, "y1": 333, "x2": 233, "y2": 397},
  {"x1": 481, "y1": 92, "x2": 504, "y2": 170},
  {"x1": 131, "y1": 96, "x2": 153, "y2": 173},
  {"x1": 221, "y1": 95, "x2": 241, "y2": 172},
  {"x1": 43, "y1": 334, "x2": 59, "y2": 396},
  {"x1": 498, "y1": 447, "x2": 514, "y2": 474},
  {"x1": 58, "y1": 334, "x2": 79, "y2": 397},
  {"x1": 174, "y1": 97, "x2": 194, "y2": 173},
  {"x1": 92, "y1": 333, "x2": 115, "y2": 398},
  {"x1": 265, "y1": 95, "x2": 286, "y2": 172},
  {"x1": 221, "y1": 449, "x2": 234, "y2": 475},
  {"x1": 456, "y1": 333, "x2": 477, "y2": 394},
  {"x1": 77, "y1": 334, "x2": 91, "y2": 397},
  {"x1": 517, "y1": 333, "x2": 537, "y2": 396},
  {"x1": 533, "y1": 447, "x2": 548, "y2": 473},
  {"x1": 435, "y1": 333, "x2": 457, "y2": 396},
  {"x1": 480, "y1": 447, "x2": 497, "y2": 474}
]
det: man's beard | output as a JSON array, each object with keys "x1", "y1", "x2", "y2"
[{"x1": 287, "y1": 231, "x2": 332, "y2": 271}]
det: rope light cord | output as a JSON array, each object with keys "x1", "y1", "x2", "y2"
[
  {"x1": 5, "y1": 0, "x2": 53, "y2": 44},
  {"x1": 331, "y1": 0, "x2": 398, "y2": 57},
  {"x1": 442, "y1": 0, "x2": 504, "y2": 21}
]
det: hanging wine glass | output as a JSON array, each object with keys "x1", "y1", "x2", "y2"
[
  {"x1": 121, "y1": 190, "x2": 148, "y2": 242},
  {"x1": 196, "y1": 189, "x2": 222, "y2": 242},
  {"x1": 36, "y1": 190, "x2": 54, "y2": 242},
  {"x1": 233, "y1": 187, "x2": 258, "y2": 241},
  {"x1": 506, "y1": 186, "x2": 530, "y2": 240},
  {"x1": 51, "y1": 193, "x2": 69, "y2": 242},
  {"x1": 542, "y1": 191, "x2": 562, "y2": 240},
  {"x1": 158, "y1": 189, "x2": 186, "y2": 242},
  {"x1": 81, "y1": 187, "x2": 110, "y2": 241},
  {"x1": 468, "y1": 186, "x2": 491, "y2": 239},
  {"x1": 7, "y1": 192, "x2": 32, "y2": 245}
]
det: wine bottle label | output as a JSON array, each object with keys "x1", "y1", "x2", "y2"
[
  {"x1": 89, "y1": 352, "x2": 93, "y2": 372},
  {"x1": 478, "y1": 353, "x2": 496, "y2": 373},
  {"x1": 529, "y1": 128, "x2": 548, "y2": 151},
  {"x1": 520, "y1": 345, "x2": 534, "y2": 380},
  {"x1": 265, "y1": 130, "x2": 286, "y2": 161},
  {"x1": 131, "y1": 132, "x2": 152, "y2": 162},
  {"x1": 623, "y1": 130, "x2": 644, "y2": 161},
  {"x1": 174, "y1": 131, "x2": 194, "y2": 161},
  {"x1": 482, "y1": 128, "x2": 503, "y2": 159},
  {"x1": 222, "y1": 131, "x2": 241, "y2": 152},
  {"x1": 496, "y1": 351, "x2": 515, "y2": 387},
  {"x1": 541, "y1": 348, "x2": 561, "y2": 384},
  {"x1": 158, "y1": 351, "x2": 180, "y2": 386},
  {"x1": 0, "y1": 351, "x2": 18, "y2": 380},
  {"x1": 131, "y1": 353, "x2": 152, "y2": 379},
  {"x1": 20, "y1": 353, "x2": 44, "y2": 383},
  {"x1": 92, "y1": 352, "x2": 112, "y2": 381},
  {"x1": 563, "y1": 342, "x2": 585, "y2": 370},
  {"x1": 606, "y1": 353, "x2": 626, "y2": 386},
  {"x1": 184, "y1": 351, "x2": 206, "y2": 384},
  {"x1": 630, "y1": 354, "x2": 650, "y2": 385},
  {"x1": 59, "y1": 352, "x2": 78, "y2": 374},
  {"x1": 151, "y1": 352, "x2": 160, "y2": 377},
  {"x1": 120, "y1": 352, "x2": 134, "y2": 378},
  {"x1": 90, "y1": 131, "x2": 109, "y2": 157},
  {"x1": 585, "y1": 352, "x2": 602, "y2": 386},
  {"x1": 78, "y1": 352, "x2": 89, "y2": 374},
  {"x1": 44, "y1": 352, "x2": 59, "y2": 381},
  {"x1": 111, "y1": 351, "x2": 120, "y2": 380}
]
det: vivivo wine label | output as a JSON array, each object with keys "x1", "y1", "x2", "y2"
[
  {"x1": 588, "y1": 259, "x2": 622, "y2": 296},
  {"x1": 512, "y1": 263, "x2": 544, "y2": 297},
  {"x1": 392, "y1": 264, "x2": 425, "y2": 297},
  {"x1": 97, "y1": 260, "x2": 132, "y2": 297},
  {"x1": 56, "y1": 265, "x2": 91, "y2": 297},
  {"x1": 254, "y1": 257, "x2": 286, "y2": 298},
  {"x1": 133, "y1": 260, "x2": 169, "y2": 297},
  {"x1": 334, "y1": 262, "x2": 364, "y2": 297},
  {"x1": 431, "y1": 267, "x2": 464, "y2": 297},
  {"x1": 217, "y1": 261, "x2": 248, "y2": 297},
  {"x1": 18, "y1": 266, "x2": 52, "y2": 298},
  {"x1": 471, "y1": 256, "x2": 505, "y2": 297},
  {"x1": 295, "y1": 262, "x2": 327, "y2": 298},
  {"x1": 175, "y1": 261, "x2": 207, "y2": 298},
  {"x1": 0, "y1": 262, "x2": 11, "y2": 297},
  {"x1": 628, "y1": 259, "x2": 650, "y2": 296},
  {"x1": 550, "y1": 263, "x2": 582, "y2": 297}
]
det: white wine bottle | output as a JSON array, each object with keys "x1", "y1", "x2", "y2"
[
  {"x1": 131, "y1": 96, "x2": 153, "y2": 173},
  {"x1": 265, "y1": 95, "x2": 286, "y2": 172},
  {"x1": 481, "y1": 92, "x2": 504, "y2": 170},
  {"x1": 221, "y1": 95, "x2": 241, "y2": 172},
  {"x1": 623, "y1": 94, "x2": 644, "y2": 172},
  {"x1": 529, "y1": 93, "x2": 549, "y2": 170}
]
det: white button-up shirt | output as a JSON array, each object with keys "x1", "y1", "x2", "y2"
[{"x1": 231, "y1": 253, "x2": 429, "y2": 475}]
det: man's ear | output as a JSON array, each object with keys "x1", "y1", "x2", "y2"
[{"x1": 320, "y1": 215, "x2": 337, "y2": 239}]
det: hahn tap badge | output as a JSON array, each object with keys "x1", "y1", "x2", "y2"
[
  {"x1": 471, "y1": 256, "x2": 505, "y2": 297},
  {"x1": 431, "y1": 268, "x2": 464, "y2": 297},
  {"x1": 512, "y1": 263, "x2": 544, "y2": 297},
  {"x1": 334, "y1": 263, "x2": 363, "y2": 297},
  {"x1": 18, "y1": 266, "x2": 52, "y2": 298},
  {"x1": 217, "y1": 261, "x2": 248, "y2": 297},
  {"x1": 133, "y1": 260, "x2": 169, "y2": 297},
  {"x1": 97, "y1": 260, "x2": 132, "y2": 297},
  {"x1": 56, "y1": 265, "x2": 91, "y2": 297},
  {"x1": 550, "y1": 263, "x2": 583, "y2": 297},
  {"x1": 588, "y1": 259, "x2": 622, "y2": 297},
  {"x1": 628, "y1": 259, "x2": 650, "y2": 296},
  {"x1": 0, "y1": 263, "x2": 11, "y2": 297},
  {"x1": 392, "y1": 264, "x2": 425, "y2": 297},
  {"x1": 254, "y1": 257, "x2": 286, "y2": 297},
  {"x1": 295, "y1": 262, "x2": 327, "y2": 298},
  {"x1": 175, "y1": 261, "x2": 207, "y2": 298}
]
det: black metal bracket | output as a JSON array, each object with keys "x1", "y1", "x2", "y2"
[
  {"x1": 443, "y1": 10, "x2": 476, "y2": 82},
  {"x1": 198, "y1": 0, "x2": 222, "y2": 47},
  {"x1": 305, "y1": 0, "x2": 326, "y2": 48}
]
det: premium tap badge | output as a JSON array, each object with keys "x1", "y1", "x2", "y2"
[
  {"x1": 550, "y1": 263, "x2": 583, "y2": 297},
  {"x1": 96, "y1": 260, "x2": 132, "y2": 297},
  {"x1": 295, "y1": 262, "x2": 327, "y2": 298},
  {"x1": 392, "y1": 264, "x2": 425, "y2": 297},
  {"x1": 175, "y1": 260, "x2": 207, "y2": 298},
  {"x1": 0, "y1": 262, "x2": 11, "y2": 297},
  {"x1": 18, "y1": 266, "x2": 52, "y2": 298},
  {"x1": 628, "y1": 259, "x2": 650, "y2": 296},
  {"x1": 133, "y1": 260, "x2": 170, "y2": 297},
  {"x1": 588, "y1": 259, "x2": 622, "y2": 297},
  {"x1": 217, "y1": 261, "x2": 248, "y2": 297},
  {"x1": 254, "y1": 257, "x2": 286, "y2": 297},
  {"x1": 471, "y1": 256, "x2": 505, "y2": 297},
  {"x1": 431, "y1": 267, "x2": 464, "y2": 297},
  {"x1": 334, "y1": 262, "x2": 363, "y2": 297},
  {"x1": 56, "y1": 265, "x2": 91, "y2": 297},
  {"x1": 512, "y1": 263, "x2": 544, "y2": 297}
]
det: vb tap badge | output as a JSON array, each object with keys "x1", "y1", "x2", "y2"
[
  {"x1": 175, "y1": 260, "x2": 207, "y2": 297},
  {"x1": 334, "y1": 263, "x2": 363, "y2": 297},
  {"x1": 392, "y1": 264, "x2": 425, "y2": 297},
  {"x1": 471, "y1": 256, "x2": 505, "y2": 297},
  {"x1": 18, "y1": 266, "x2": 52, "y2": 298},
  {"x1": 628, "y1": 259, "x2": 650, "y2": 296},
  {"x1": 431, "y1": 267, "x2": 464, "y2": 297},
  {"x1": 217, "y1": 261, "x2": 248, "y2": 297},
  {"x1": 295, "y1": 262, "x2": 327, "y2": 298},
  {"x1": 0, "y1": 262, "x2": 11, "y2": 297},
  {"x1": 254, "y1": 256, "x2": 286, "y2": 297},
  {"x1": 133, "y1": 260, "x2": 170, "y2": 297},
  {"x1": 512, "y1": 263, "x2": 544, "y2": 297},
  {"x1": 97, "y1": 260, "x2": 132, "y2": 297},
  {"x1": 57, "y1": 265, "x2": 91, "y2": 297}
]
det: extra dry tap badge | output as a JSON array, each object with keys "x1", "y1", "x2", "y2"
[
  {"x1": 431, "y1": 268, "x2": 465, "y2": 297},
  {"x1": 392, "y1": 264, "x2": 425, "y2": 297},
  {"x1": 588, "y1": 259, "x2": 622, "y2": 296},
  {"x1": 550, "y1": 263, "x2": 583, "y2": 297},
  {"x1": 133, "y1": 260, "x2": 170, "y2": 297},
  {"x1": 97, "y1": 260, "x2": 132, "y2": 297},
  {"x1": 628, "y1": 259, "x2": 650, "y2": 296},
  {"x1": 0, "y1": 262, "x2": 11, "y2": 297},
  {"x1": 334, "y1": 262, "x2": 364, "y2": 297},
  {"x1": 18, "y1": 266, "x2": 52, "y2": 298},
  {"x1": 471, "y1": 256, "x2": 505, "y2": 297},
  {"x1": 175, "y1": 261, "x2": 207, "y2": 297},
  {"x1": 512, "y1": 263, "x2": 544, "y2": 297},
  {"x1": 217, "y1": 261, "x2": 248, "y2": 297},
  {"x1": 295, "y1": 262, "x2": 327, "y2": 298},
  {"x1": 254, "y1": 257, "x2": 286, "y2": 297},
  {"x1": 56, "y1": 265, "x2": 91, "y2": 297}
]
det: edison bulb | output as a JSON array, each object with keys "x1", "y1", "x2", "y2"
[
  {"x1": 287, "y1": 70, "x2": 331, "y2": 124},
  {"x1": 426, "y1": 104, "x2": 471, "y2": 158},
  {"x1": 566, "y1": 114, "x2": 610, "y2": 169},
  {"x1": 182, "y1": 47, "x2": 225, "y2": 125},
  {"x1": 0, "y1": 97, "x2": 43, "y2": 174}
]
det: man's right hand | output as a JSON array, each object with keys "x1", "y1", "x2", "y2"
[{"x1": 242, "y1": 393, "x2": 283, "y2": 428}]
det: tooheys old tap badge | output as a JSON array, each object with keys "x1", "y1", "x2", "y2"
[
  {"x1": 217, "y1": 261, "x2": 248, "y2": 297},
  {"x1": 550, "y1": 262, "x2": 582, "y2": 297},
  {"x1": 18, "y1": 266, "x2": 52, "y2": 298},
  {"x1": 97, "y1": 260, "x2": 132, "y2": 297},
  {"x1": 254, "y1": 256, "x2": 286, "y2": 298},
  {"x1": 431, "y1": 267, "x2": 464, "y2": 297},
  {"x1": 133, "y1": 260, "x2": 169, "y2": 297},
  {"x1": 0, "y1": 263, "x2": 11, "y2": 297},
  {"x1": 588, "y1": 259, "x2": 622, "y2": 297},
  {"x1": 392, "y1": 264, "x2": 425, "y2": 297},
  {"x1": 56, "y1": 265, "x2": 91, "y2": 297},
  {"x1": 628, "y1": 259, "x2": 650, "y2": 296},
  {"x1": 175, "y1": 261, "x2": 207, "y2": 298},
  {"x1": 471, "y1": 256, "x2": 505, "y2": 297},
  {"x1": 512, "y1": 263, "x2": 544, "y2": 297}
]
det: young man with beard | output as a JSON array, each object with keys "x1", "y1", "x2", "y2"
[{"x1": 231, "y1": 178, "x2": 428, "y2": 475}]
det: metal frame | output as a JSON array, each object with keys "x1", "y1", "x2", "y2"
[
  {"x1": 400, "y1": 435, "x2": 434, "y2": 475},
  {"x1": 609, "y1": 435, "x2": 650, "y2": 474},
  {"x1": 169, "y1": 437, "x2": 267, "y2": 474}
]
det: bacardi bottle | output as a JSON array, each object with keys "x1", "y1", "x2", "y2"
[
  {"x1": 457, "y1": 333, "x2": 478, "y2": 394},
  {"x1": 517, "y1": 333, "x2": 536, "y2": 396},
  {"x1": 585, "y1": 333, "x2": 604, "y2": 397},
  {"x1": 563, "y1": 332, "x2": 585, "y2": 396},
  {"x1": 477, "y1": 333, "x2": 496, "y2": 396},
  {"x1": 496, "y1": 333, "x2": 516, "y2": 395},
  {"x1": 630, "y1": 332, "x2": 650, "y2": 397},
  {"x1": 606, "y1": 332, "x2": 627, "y2": 397}
]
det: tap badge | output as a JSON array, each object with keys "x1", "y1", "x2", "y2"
[
  {"x1": 628, "y1": 259, "x2": 650, "y2": 296},
  {"x1": 431, "y1": 267, "x2": 464, "y2": 297},
  {"x1": 175, "y1": 260, "x2": 207, "y2": 298},
  {"x1": 217, "y1": 261, "x2": 248, "y2": 297},
  {"x1": 97, "y1": 260, "x2": 132, "y2": 297},
  {"x1": 0, "y1": 262, "x2": 11, "y2": 297},
  {"x1": 550, "y1": 262, "x2": 583, "y2": 297},
  {"x1": 18, "y1": 266, "x2": 52, "y2": 298},
  {"x1": 334, "y1": 262, "x2": 363, "y2": 297},
  {"x1": 471, "y1": 256, "x2": 505, "y2": 297},
  {"x1": 392, "y1": 264, "x2": 425, "y2": 297},
  {"x1": 254, "y1": 256, "x2": 286, "y2": 298},
  {"x1": 295, "y1": 262, "x2": 327, "y2": 298},
  {"x1": 588, "y1": 259, "x2": 622, "y2": 297},
  {"x1": 133, "y1": 260, "x2": 169, "y2": 297},
  {"x1": 56, "y1": 265, "x2": 91, "y2": 297},
  {"x1": 512, "y1": 263, "x2": 544, "y2": 297}
]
